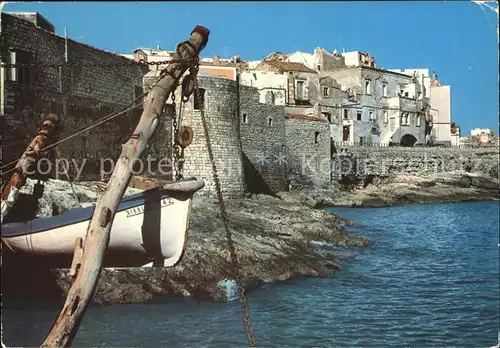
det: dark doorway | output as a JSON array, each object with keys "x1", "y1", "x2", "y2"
[
  {"x1": 400, "y1": 134, "x2": 418, "y2": 147},
  {"x1": 342, "y1": 126, "x2": 350, "y2": 142}
]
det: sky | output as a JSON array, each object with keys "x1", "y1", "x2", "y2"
[{"x1": 3, "y1": 1, "x2": 499, "y2": 135}]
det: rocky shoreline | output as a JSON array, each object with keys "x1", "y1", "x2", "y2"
[
  {"x1": 291, "y1": 171, "x2": 499, "y2": 208},
  {"x1": 1, "y1": 179, "x2": 369, "y2": 305},
  {"x1": 2, "y1": 170, "x2": 498, "y2": 306}
]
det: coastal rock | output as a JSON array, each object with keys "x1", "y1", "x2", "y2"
[
  {"x1": 5, "y1": 168, "x2": 497, "y2": 305},
  {"x1": 293, "y1": 172, "x2": 499, "y2": 208},
  {"x1": 432, "y1": 172, "x2": 472, "y2": 188},
  {"x1": 392, "y1": 175, "x2": 436, "y2": 187},
  {"x1": 2, "y1": 179, "x2": 370, "y2": 305},
  {"x1": 467, "y1": 173, "x2": 499, "y2": 190}
]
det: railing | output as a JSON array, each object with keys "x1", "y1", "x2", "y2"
[{"x1": 332, "y1": 141, "x2": 499, "y2": 151}]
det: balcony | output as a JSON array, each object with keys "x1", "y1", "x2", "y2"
[{"x1": 294, "y1": 98, "x2": 312, "y2": 106}]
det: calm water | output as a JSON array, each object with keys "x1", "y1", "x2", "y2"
[{"x1": 3, "y1": 201, "x2": 499, "y2": 347}]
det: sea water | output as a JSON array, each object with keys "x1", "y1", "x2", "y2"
[{"x1": 3, "y1": 200, "x2": 499, "y2": 347}]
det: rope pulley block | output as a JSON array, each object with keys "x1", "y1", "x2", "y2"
[{"x1": 175, "y1": 126, "x2": 193, "y2": 149}]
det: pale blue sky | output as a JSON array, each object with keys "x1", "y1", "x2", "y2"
[{"x1": 4, "y1": 1, "x2": 499, "y2": 134}]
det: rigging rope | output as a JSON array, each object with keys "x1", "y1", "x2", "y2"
[
  {"x1": 1, "y1": 97, "x2": 145, "y2": 171},
  {"x1": 0, "y1": 58, "x2": 199, "y2": 69},
  {"x1": 1, "y1": 57, "x2": 201, "y2": 174},
  {"x1": 2, "y1": 47, "x2": 258, "y2": 344},
  {"x1": 1, "y1": 102, "x2": 144, "y2": 175}
]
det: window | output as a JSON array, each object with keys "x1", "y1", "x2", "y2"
[
  {"x1": 404, "y1": 91, "x2": 409, "y2": 97},
  {"x1": 357, "y1": 111, "x2": 362, "y2": 121},
  {"x1": 365, "y1": 80, "x2": 371, "y2": 95},
  {"x1": 193, "y1": 88, "x2": 205, "y2": 110},
  {"x1": 402, "y1": 112, "x2": 409, "y2": 125},
  {"x1": 400, "y1": 89, "x2": 404, "y2": 96},
  {"x1": 270, "y1": 91, "x2": 276, "y2": 105},
  {"x1": 242, "y1": 113, "x2": 248, "y2": 124},
  {"x1": 369, "y1": 111, "x2": 375, "y2": 121},
  {"x1": 371, "y1": 127, "x2": 378, "y2": 135},
  {"x1": 296, "y1": 80, "x2": 305, "y2": 100},
  {"x1": 314, "y1": 131, "x2": 320, "y2": 144},
  {"x1": 416, "y1": 115, "x2": 421, "y2": 127},
  {"x1": 383, "y1": 110, "x2": 388, "y2": 123},
  {"x1": 267, "y1": 117, "x2": 273, "y2": 126},
  {"x1": 322, "y1": 112, "x2": 332, "y2": 123},
  {"x1": 382, "y1": 83, "x2": 388, "y2": 97},
  {"x1": 323, "y1": 86, "x2": 329, "y2": 97},
  {"x1": 6, "y1": 49, "x2": 33, "y2": 85},
  {"x1": 344, "y1": 109, "x2": 349, "y2": 119},
  {"x1": 317, "y1": 64, "x2": 321, "y2": 71}
]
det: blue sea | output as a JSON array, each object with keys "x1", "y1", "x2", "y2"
[{"x1": 3, "y1": 201, "x2": 499, "y2": 347}]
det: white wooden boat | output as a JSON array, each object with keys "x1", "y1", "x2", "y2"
[{"x1": 1, "y1": 178, "x2": 204, "y2": 268}]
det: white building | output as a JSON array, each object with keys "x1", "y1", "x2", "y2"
[
  {"x1": 308, "y1": 50, "x2": 429, "y2": 146},
  {"x1": 471, "y1": 128, "x2": 495, "y2": 145},
  {"x1": 471, "y1": 128, "x2": 494, "y2": 137},
  {"x1": 240, "y1": 53, "x2": 330, "y2": 118},
  {"x1": 238, "y1": 49, "x2": 433, "y2": 146},
  {"x1": 390, "y1": 69, "x2": 454, "y2": 145},
  {"x1": 239, "y1": 68, "x2": 288, "y2": 106},
  {"x1": 125, "y1": 46, "x2": 456, "y2": 148}
]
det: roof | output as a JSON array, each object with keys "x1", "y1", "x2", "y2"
[
  {"x1": 337, "y1": 65, "x2": 414, "y2": 78},
  {"x1": 264, "y1": 52, "x2": 289, "y2": 60},
  {"x1": 287, "y1": 51, "x2": 314, "y2": 65},
  {"x1": 133, "y1": 48, "x2": 175, "y2": 56},
  {"x1": 362, "y1": 65, "x2": 415, "y2": 78},
  {"x1": 260, "y1": 60, "x2": 317, "y2": 73},
  {"x1": 199, "y1": 65, "x2": 237, "y2": 81},
  {"x1": 285, "y1": 114, "x2": 328, "y2": 123}
]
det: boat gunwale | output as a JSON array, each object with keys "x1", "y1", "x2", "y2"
[{"x1": 1, "y1": 179, "x2": 204, "y2": 238}]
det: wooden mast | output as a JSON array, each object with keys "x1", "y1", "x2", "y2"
[
  {"x1": 1, "y1": 114, "x2": 60, "y2": 224},
  {"x1": 41, "y1": 26, "x2": 210, "y2": 348}
]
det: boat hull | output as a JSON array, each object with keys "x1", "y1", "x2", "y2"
[{"x1": 1, "y1": 180, "x2": 204, "y2": 268}]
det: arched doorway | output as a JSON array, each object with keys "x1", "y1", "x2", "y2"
[{"x1": 400, "y1": 134, "x2": 417, "y2": 147}]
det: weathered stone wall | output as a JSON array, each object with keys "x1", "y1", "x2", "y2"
[
  {"x1": 320, "y1": 52, "x2": 345, "y2": 71},
  {"x1": 3, "y1": 88, "x2": 144, "y2": 181},
  {"x1": 173, "y1": 76, "x2": 245, "y2": 197},
  {"x1": 332, "y1": 146, "x2": 499, "y2": 181},
  {"x1": 239, "y1": 84, "x2": 286, "y2": 194},
  {"x1": 1, "y1": 13, "x2": 146, "y2": 181},
  {"x1": 285, "y1": 117, "x2": 331, "y2": 187}
]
